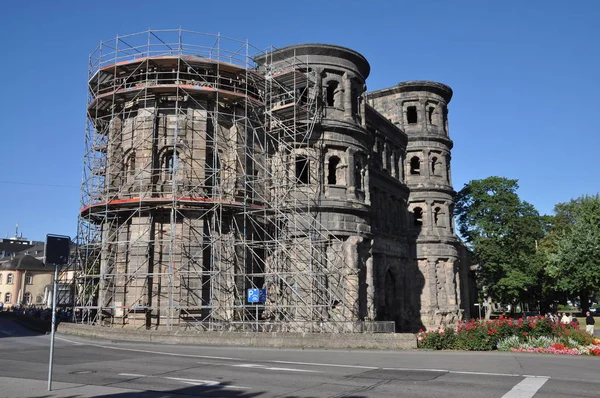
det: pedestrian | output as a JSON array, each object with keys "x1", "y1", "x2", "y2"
[
  {"x1": 560, "y1": 312, "x2": 570, "y2": 324},
  {"x1": 585, "y1": 311, "x2": 595, "y2": 336}
]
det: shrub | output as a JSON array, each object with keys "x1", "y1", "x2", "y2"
[
  {"x1": 418, "y1": 327, "x2": 456, "y2": 350},
  {"x1": 417, "y1": 315, "x2": 598, "y2": 356}
]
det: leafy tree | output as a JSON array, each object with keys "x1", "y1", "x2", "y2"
[
  {"x1": 546, "y1": 194, "x2": 600, "y2": 311},
  {"x1": 455, "y1": 177, "x2": 546, "y2": 313}
]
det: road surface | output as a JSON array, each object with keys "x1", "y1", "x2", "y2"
[{"x1": 0, "y1": 316, "x2": 599, "y2": 397}]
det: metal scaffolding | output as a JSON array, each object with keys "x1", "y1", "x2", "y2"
[{"x1": 68, "y1": 29, "x2": 392, "y2": 333}]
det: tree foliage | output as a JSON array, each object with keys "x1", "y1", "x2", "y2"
[
  {"x1": 546, "y1": 194, "x2": 600, "y2": 307},
  {"x1": 455, "y1": 177, "x2": 546, "y2": 306}
]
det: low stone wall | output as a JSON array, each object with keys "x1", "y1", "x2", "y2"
[{"x1": 58, "y1": 323, "x2": 417, "y2": 349}]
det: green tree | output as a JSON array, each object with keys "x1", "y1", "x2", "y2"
[
  {"x1": 455, "y1": 177, "x2": 546, "y2": 313},
  {"x1": 546, "y1": 194, "x2": 600, "y2": 311}
]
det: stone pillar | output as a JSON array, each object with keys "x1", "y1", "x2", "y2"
[
  {"x1": 423, "y1": 149, "x2": 431, "y2": 178},
  {"x1": 347, "y1": 149, "x2": 355, "y2": 195},
  {"x1": 343, "y1": 73, "x2": 352, "y2": 121},
  {"x1": 426, "y1": 201, "x2": 434, "y2": 233},
  {"x1": 427, "y1": 258, "x2": 438, "y2": 310},
  {"x1": 315, "y1": 67, "x2": 323, "y2": 103},
  {"x1": 365, "y1": 255, "x2": 375, "y2": 320}
]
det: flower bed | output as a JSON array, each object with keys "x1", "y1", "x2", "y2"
[{"x1": 418, "y1": 316, "x2": 599, "y2": 355}]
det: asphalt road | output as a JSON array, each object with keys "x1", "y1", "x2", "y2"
[{"x1": 1, "y1": 317, "x2": 600, "y2": 397}]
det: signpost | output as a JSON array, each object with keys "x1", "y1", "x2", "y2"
[
  {"x1": 247, "y1": 288, "x2": 266, "y2": 331},
  {"x1": 44, "y1": 234, "x2": 70, "y2": 391}
]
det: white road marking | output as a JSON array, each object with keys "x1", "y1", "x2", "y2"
[
  {"x1": 117, "y1": 373, "x2": 247, "y2": 389},
  {"x1": 272, "y1": 360, "x2": 377, "y2": 370},
  {"x1": 197, "y1": 355, "x2": 240, "y2": 360},
  {"x1": 502, "y1": 376, "x2": 549, "y2": 398},
  {"x1": 56, "y1": 336, "x2": 242, "y2": 360},
  {"x1": 451, "y1": 370, "x2": 520, "y2": 377},
  {"x1": 232, "y1": 363, "x2": 317, "y2": 373},
  {"x1": 383, "y1": 367, "x2": 449, "y2": 373},
  {"x1": 55, "y1": 336, "x2": 86, "y2": 345},
  {"x1": 383, "y1": 367, "x2": 520, "y2": 378},
  {"x1": 164, "y1": 377, "x2": 221, "y2": 386}
]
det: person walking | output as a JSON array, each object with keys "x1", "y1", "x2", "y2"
[{"x1": 585, "y1": 311, "x2": 595, "y2": 336}]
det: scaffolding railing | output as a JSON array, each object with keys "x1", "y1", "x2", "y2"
[{"x1": 67, "y1": 29, "x2": 369, "y2": 333}]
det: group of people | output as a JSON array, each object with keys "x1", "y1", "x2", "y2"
[{"x1": 546, "y1": 311, "x2": 596, "y2": 335}]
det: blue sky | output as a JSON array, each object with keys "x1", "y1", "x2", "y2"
[{"x1": 1, "y1": 0, "x2": 598, "y2": 241}]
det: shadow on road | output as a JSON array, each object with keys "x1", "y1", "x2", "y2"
[
  {"x1": 29, "y1": 383, "x2": 370, "y2": 397},
  {"x1": 0, "y1": 312, "x2": 48, "y2": 338}
]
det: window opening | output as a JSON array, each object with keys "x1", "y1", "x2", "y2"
[
  {"x1": 434, "y1": 207, "x2": 441, "y2": 226},
  {"x1": 410, "y1": 156, "x2": 420, "y2": 175},
  {"x1": 125, "y1": 151, "x2": 136, "y2": 182},
  {"x1": 25, "y1": 275, "x2": 33, "y2": 285},
  {"x1": 407, "y1": 106, "x2": 418, "y2": 124},
  {"x1": 164, "y1": 150, "x2": 180, "y2": 179},
  {"x1": 7, "y1": 273, "x2": 13, "y2": 284},
  {"x1": 5, "y1": 292, "x2": 11, "y2": 303},
  {"x1": 296, "y1": 156, "x2": 309, "y2": 184},
  {"x1": 326, "y1": 81, "x2": 338, "y2": 107},
  {"x1": 23, "y1": 292, "x2": 31, "y2": 305},
  {"x1": 413, "y1": 207, "x2": 423, "y2": 226},
  {"x1": 355, "y1": 160, "x2": 363, "y2": 191},
  {"x1": 328, "y1": 156, "x2": 340, "y2": 184},
  {"x1": 428, "y1": 106, "x2": 436, "y2": 125},
  {"x1": 431, "y1": 157, "x2": 438, "y2": 175}
]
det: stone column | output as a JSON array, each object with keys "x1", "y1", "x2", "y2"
[
  {"x1": 423, "y1": 149, "x2": 431, "y2": 178},
  {"x1": 427, "y1": 258, "x2": 438, "y2": 310},
  {"x1": 347, "y1": 148, "x2": 355, "y2": 195},
  {"x1": 365, "y1": 255, "x2": 375, "y2": 320},
  {"x1": 426, "y1": 200, "x2": 434, "y2": 233},
  {"x1": 419, "y1": 98, "x2": 427, "y2": 128},
  {"x1": 343, "y1": 73, "x2": 352, "y2": 121}
]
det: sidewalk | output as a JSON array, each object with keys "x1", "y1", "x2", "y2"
[{"x1": 0, "y1": 376, "x2": 198, "y2": 398}]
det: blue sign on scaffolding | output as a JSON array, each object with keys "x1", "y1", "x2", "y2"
[{"x1": 248, "y1": 288, "x2": 266, "y2": 303}]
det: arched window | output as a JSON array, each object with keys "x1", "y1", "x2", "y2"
[
  {"x1": 413, "y1": 207, "x2": 423, "y2": 226},
  {"x1": 326, "y1": 81, "x2": 339, "y2": 107},
  {"x1": 328, "y1": 156, "x2": 340, "y2": 185},
  {"x1": 295, "y1": 156, "x2": 309, "y2": 184},
  {"x1": 410, "y1": 157, "x2": 420, "y2": 175},
  {"x1": 23, "y1": 292, "x2": 31, "y2": 305},
  {"x1": 5, "y1": 292, "x2": 11, "y2": 303},
  {"x1": 7, "y1": 274, "x2": 13, "y2": 284},
  {"x1": 0, "y1": 274, "x2": 3, "y2": 284}
]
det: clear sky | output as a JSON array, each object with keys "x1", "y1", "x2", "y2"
[{"x1": 1, "y1": 0, "x2": 598, "y2": 241}]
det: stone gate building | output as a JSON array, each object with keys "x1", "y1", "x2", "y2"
[{"x1": 75, "y1": 30, "x2": 473, "y2": 333}]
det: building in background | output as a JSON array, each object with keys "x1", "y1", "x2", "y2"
[
  {"x1": 0, "y1": 235, "x2": 50, "y2": 309},
  {"x1": 69, "y1": 30, "x2": 474, "y2": 332}
]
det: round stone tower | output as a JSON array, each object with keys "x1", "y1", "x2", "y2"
[
  {"x1": 254, "y1": 45, "x2": 374, "y2": 324},
  {"x1": 397, "y1": 81, "x2": 461, "y2": 327}
]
